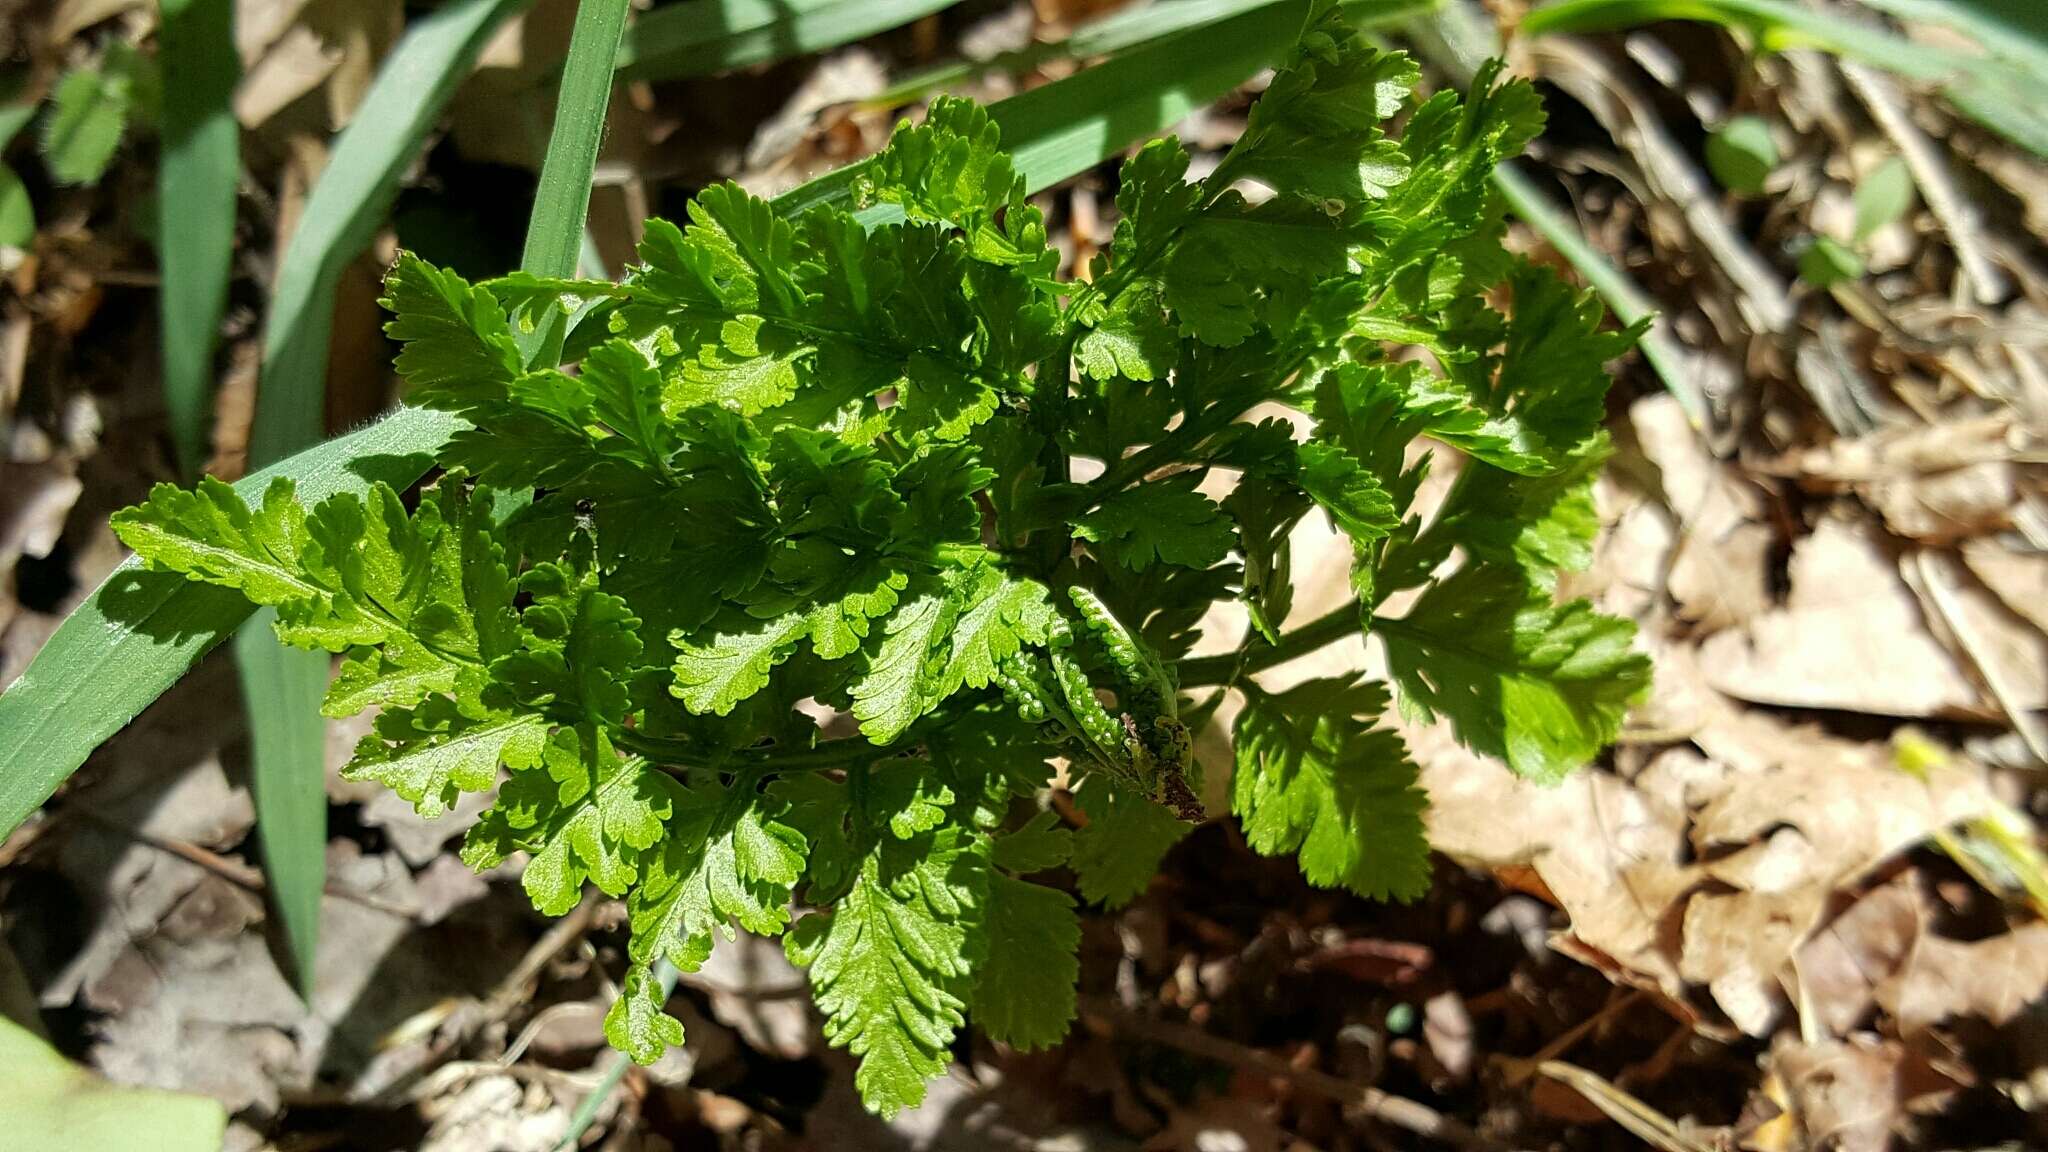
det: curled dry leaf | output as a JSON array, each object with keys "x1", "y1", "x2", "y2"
[
  {"x1": 1790, "y1": 872, "x2": 1922, "y2": 1039},
  {"x1": 1698, "y1": 518, "x2": 2048, "y2": 718}
]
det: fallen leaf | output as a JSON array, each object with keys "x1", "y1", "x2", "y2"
[
  {"x1": 235, "y1": 24, "x2": 341, "y2": 130},
  {"x1": 1698, "y1": 518, "x2": 2047, "y2": 718},
  {"x1": 1141, "y1": 1096, "x2": 1286, "y2": 1152},
  {"x1": 1417, "y1": 719, "x2": 1693, "y2": 1004},
  {"x1": 1772, "y1": 1034, "x2": 1956, "y2": 1152},
  {"x1": 50, "y1": 0, "x2": 146, "y2": 44},
  {"x1": 1960, "y1": 539, "x2": 2048, "y2": 638}
]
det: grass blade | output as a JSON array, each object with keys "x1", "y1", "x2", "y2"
[
  {"x1": 1521, "y1": 0, "x2": 2048, "y2": 157},
  {"x1": 157, "y1": 0, "x2": 238, "y2": 476},
  {"x1": 524, "y1": 0, "x2": 631, "y2": 280},
  {"x1": 0, "y1": 1, "x2": 1314, "y2": 839},
  {"x1": 617, "y1": 0, "x2": 957, "y2": 82},
  {"x1": 249, "y1": 0, "x2": 528, "y2": 465},
  {"x1": 881, "y1": 0, "x2": 1437, "y2": 104},
  {"x1": 233, "y1": 614, "x2": 329, "y2": 990},
  {"x1": 0, "y1": 1015, "x2": 226, "y2": 1151}
]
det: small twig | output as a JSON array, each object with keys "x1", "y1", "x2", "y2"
[
  {"x1": 1495, "y1": 989, "x2": 1644, "y2": 1087},
  {"x1": 487, "y1": 894, "x2": 605, "y2": 1018},
  {"x1": 1838, "y1": 61, "x2": 2006, "y2": 306},
  {"x1": 363, "y1": 893, "x2": 605, "y2": 1104},
  {"x1": 1534, "y1": 1061, "x2": 1713, "y2": 1152},
  {"x1": 71, "y1": 810, "x2": 418, "y2": 919},
  {"x1": 1080, "y1": 996, "x2": 1512, "y2": 1152}
]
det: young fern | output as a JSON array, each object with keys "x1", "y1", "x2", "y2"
[{"x1": 112, "y1": 5, "x2": 1650, "y2": 1117}]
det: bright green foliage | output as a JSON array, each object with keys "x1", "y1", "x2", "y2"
[
  {"x1": 1705, "y1": 115, "x2": 1778, "y2": 196},
  {"x1": 107, "y1": 3, "x2": 1648, "y2": 1118},
  {"x1": 1234, "y1": 679, "x2": 1429, "y2": 900},
  {"x1": 40, "y1": 42, "x2": 150, "y2": 186}
]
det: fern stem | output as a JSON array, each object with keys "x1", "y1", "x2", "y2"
[
  {"x1": 1176, "y1": 602, "x2": 1363, "y2": 686},
  {"x1": 612, "y1": 729, "x2": 914, "y2": 773}
]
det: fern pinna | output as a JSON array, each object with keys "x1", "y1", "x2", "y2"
[{"x1": 113, "y1": 5, "x2": 1649, "y2": 1116}]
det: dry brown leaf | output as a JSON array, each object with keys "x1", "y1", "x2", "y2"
[
  {"x1": 233, "y1": 0, "x2": 314, "y2": 67},
  {"x1": 1417, "y1": 720, "x2": 1693, "y2": 1003},
  {"x1": 1698, "y1": 518, "x2": 2047, "y2": 717},
  {"x1": 1141, "y1": 1097, "x2": 1286, "y2": 1152},
  {"x1": 1769, "y1": 415, "x2": 2020, "y2": 482},
  {"x1": 1790, "y1": 873, "x2": 1923, "y2": 1039},
  {"x1": 1877, "y1": 922, "x2": 2048, "y2": 1035},
  {"x1": 1681, "y1": 886, "x2": 1826, "y2": 1037},
  {"x1": 1764, "y1": 415, "x2": 2022, "y2": 544},
  {"x1": 1772, "y1": 1034, "x2": 1957, "y2": 1152},
  {"x1": 1861, "y1": 462, "x2": 2015, "y2": 544},
  {"x1": 1630, "y1": 395, "x2": 1775, "y2": 631}
]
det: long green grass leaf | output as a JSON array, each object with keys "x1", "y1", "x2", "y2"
[
  {"x1": 616, "y1": 0, "x2": 956, "y2": 82},
  {"x1": 248, "y1": 0, "x2": 528, "y2": 465},
  {"x1": 0, "y1": 1016, "x2": 226, "y2": 1151},
  {"x1": 0, "y1": 2, "x2": 1313, "y2": 839},
  {"x1": 525, "y1": 0, "x2": 631, "y2": 280},
  {"x1": 1521, "y1": 0, "x2": 2048, "y2": 156},
  {"x1": 157, "y1": 0, "x2": 239, "y2": 475},
  {"x1": 882, "y1": 0, "x2": 1437, "y2": 104},
  {"x1": 234, "y1": 613, "x2": 328, "y2": 989}
]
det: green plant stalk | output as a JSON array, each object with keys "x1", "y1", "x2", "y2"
[
  {"x1": 552, "y1": 958, "x2": 680, "y2": 1150},
  {"x1": 0, "y1": 6, "x2": 1317, "y2": 841},
  {"x1": 881, "y1": 0, "x2": 1439, "y2": 103},
  {"x1": 157, "y1": 0, "x2": 239, "y2": 476},
  {"x1": 616, "y1": 0, "x2": 956, "y2": 82}
]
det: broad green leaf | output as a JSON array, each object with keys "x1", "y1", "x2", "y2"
[{"x1": 0, "y1": 1016, "x2": 225, "y2": 1152}]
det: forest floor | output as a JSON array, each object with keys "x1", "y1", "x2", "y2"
[{"x1": 1, "y1": 1, "x2": 2045, "y2": 1149}]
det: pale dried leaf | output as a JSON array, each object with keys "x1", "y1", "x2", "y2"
[
  {"x1": 235, "y1": 24, "x2": 341, "y2": 130},
  {"x1": 1960, "y1": 539, "x2": 2048, "y2": 637},
  {"x1": 1772, "y1": 1034, "x2": 1956, "y2": 1152},
  {"x1": 1698, "y1": 518, "x2": 2046, "y2": 717}
]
